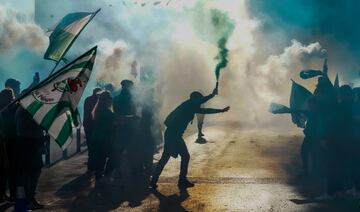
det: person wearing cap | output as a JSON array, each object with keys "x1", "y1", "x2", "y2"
[
  {"x1": 150, "y1": 87, "x2": 230, "y2": 188},
  {"x1": 113, "y1": 80, "x2": 138, "y2": 176},
  {"x1": 83, "y1": 88, "x2": 102, "y2": 172},
  {"x1": 113, "y1": 80, "x2": 136, "y2": 116},
  {"x1": 5, "y1": 78, "x2": 20, "y2": 98}
]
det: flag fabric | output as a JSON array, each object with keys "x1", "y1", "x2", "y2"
[
  {"x1": 268, "y1": 102, "x2": 291, "y2": 114},
  {"x1": 290, "y1": 79, "x2": 313, "y2": 128},
  {"x1": 334, "y1": 73, "x2": 339, "y2": 89},
  {"x1": 44, "y1": 10, "x2": 99, "y2": 62},
  {"x1": 300, "y1": 69, "x2": 323, "y2": 79},
  {"x1": 21, "y1": 47, "x2": 97, "y2": 149}
]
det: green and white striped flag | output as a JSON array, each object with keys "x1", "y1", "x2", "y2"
[
  {"x1": 44, "y1": 9, "x2": 99, "y2": 62},
  {"x1": 20, "y1": 46, "x2": 97, "y2": 149}
]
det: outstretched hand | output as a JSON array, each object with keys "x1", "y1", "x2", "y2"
[{"x1": 222, "y1": 106, "x2": 230, "y2": 112}]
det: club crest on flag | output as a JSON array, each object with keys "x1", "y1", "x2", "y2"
[
  {"x1": 32, "y1": 76, "x2": 84, "y2": 104},
  {"x1": 52, "y1": 77, "x2": 83, "y2": 94},
  {"x1": 20, "y1": 46, "x2": 97, "y2": 149}
]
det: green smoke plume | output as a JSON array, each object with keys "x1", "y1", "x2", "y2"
[{"x1": 210, "y1": 9, "x2": 235, "y2": 81}]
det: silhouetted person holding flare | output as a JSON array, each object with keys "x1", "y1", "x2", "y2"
[{"x1": 150, "y1": 85, "x2": 230, "y2": 188}]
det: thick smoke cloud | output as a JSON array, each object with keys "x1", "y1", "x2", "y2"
[
  {"x1": 0, "y1": 6, "x2": 47, "y2": 52},
  {"x1": 95, "y1": 39, "x2": 136, "y2": 87},
  {"x1": 248, "y1": 0, "x2": 360, "y2": 83},
  {"x1": 236, "y1": 40, "x2": 326, "y2": 127},
  {"x1": 0, "y1": 5, "x2": 50, "y2": 91},
  {"x1": 0, "y1": 0, "x2": 343, "y2": 130}
]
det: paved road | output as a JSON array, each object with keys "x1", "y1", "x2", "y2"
[{"x1": 2, "y1": 126, "x2": 360, "y2": 211}]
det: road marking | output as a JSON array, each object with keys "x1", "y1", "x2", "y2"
[{"x1": 157, "y1": 177, "x2": 291, "y2": 184}]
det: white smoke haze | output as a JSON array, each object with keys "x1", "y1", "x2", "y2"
[
  {"x1": 95, "y1": 39, "x2": 136, "y2": 87},
  {"x1": 0, "y1": 6, "x2": 47, "y2": 52},
  {"x1": 0, "y1": 0, "x2": 334, "y2": 132},
  {"x1": 81, "y1": 0, "x2": 328, "y2": 130},
  {"x1": 231, "y1": 40, "x2": 326, "y2": 128}
]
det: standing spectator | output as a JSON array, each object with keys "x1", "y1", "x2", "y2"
[
  {"x1": 92, "y1": 91, "x2": 116, "y2": 181},
  {"x1": 15, "y1": 107, "x2": 45, "y2": 210},
  {"x1": 113, "y1": 80, "x2": 139, "y2": 175},
  {"x1": 0, "y1": 88, "x2": 17, "y2": 202},
  {"x1": 0, "y1": 89, "x2": 14, "y2": 203},
  {"x1": 83, "y1": 88, "x2": 102, "y2": 172}
]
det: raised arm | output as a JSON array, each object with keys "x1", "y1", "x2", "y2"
[
  {"x1": 200, "y1": 86, "x2": 218, "y2": 104},
  {"x1": 196, "y1": 106, "x2": 230, "y2": 114}
]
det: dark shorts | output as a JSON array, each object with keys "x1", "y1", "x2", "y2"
[{"x1": 163, "y1": 128, "x2": 185, "y2": 158}]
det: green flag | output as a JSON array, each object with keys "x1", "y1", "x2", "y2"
[
  {"x1": 44, "y1": 10, "x2": 99, "y2": 62},
  {"x1": 290, "y1": 79, "x2": 313, "y2": 128},
  {"x1": 21, "y1": 47, "x2": 97, "y2": 149},
  {"x1": 334, "y1": 73, "x2": 339, "y2": 89},
  {"x1": 268, "y1": 102, "x2": 291, "y2": 114}
]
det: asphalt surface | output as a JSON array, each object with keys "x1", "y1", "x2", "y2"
[{"x1": 2, "y1": 125, "x2": 360, "y2": 211}]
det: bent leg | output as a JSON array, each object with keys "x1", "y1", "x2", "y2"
[
  {"x1": 178, "y1": 140, "x2": 190, "y2": 180},
  {"x1": 196, "y1": 114, "x2": 205, "y2": 137},
  {"x1": 152, "y1": 152, "x2": 170, "y2": 183}
]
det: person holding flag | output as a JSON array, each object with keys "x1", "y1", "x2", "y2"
[
  {"x1": 17, "y1": 46, "x2": 97, "y2": 150},
  {"x1": 15, "y1": 105, "x2": 46, "y2": 210},
  {"x1": 1, "y1": 46, "x2": 98, "y2": 210}
]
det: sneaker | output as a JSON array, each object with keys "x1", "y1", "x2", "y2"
[
  {"x1": 27, "y1": 199, "x2": 44, "y2": 210},
  {"x1": 195, "y1": 137, "x2": 207, "y2": 144},
  {"x1": 178, "y1": 179, "x2": 194, "y2": 188}
]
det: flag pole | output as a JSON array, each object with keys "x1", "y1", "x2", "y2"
[
  {"x1": 48, "y1": 8, "x2": 101, "y2": 77},
  {"x1": 49, "y1": 60, "x2": 61, "y2": 76}
]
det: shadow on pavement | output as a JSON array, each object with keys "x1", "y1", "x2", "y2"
[
  {"x1": 151, "y1": 187, "x2": 189, "y2": 212},
  {"x1": 51, "y1": 172, "x2": 151, "y2": 211}
]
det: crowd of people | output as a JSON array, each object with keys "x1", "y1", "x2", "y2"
[
  {"x1": 2, "y1": 65, "x2": 360, "y2": 210},
  {"x1": 0, "y1": 74, "x2": 46, "y2": 210},
  {"x1": 283, "y1": 75, "x2": 360, "y2": 197},
  {"x1": 302, "y1": 77, "x2": 360, "y2": 195},
  {"x1": 83, "y1": 79, "x2": 229, "y2": 190},
  {"x1": 0, "y1": 69, "x2": 230, "y2": 211},
  {"x1": 83, "y1": 79, "x2": 162, "y2": 184}
]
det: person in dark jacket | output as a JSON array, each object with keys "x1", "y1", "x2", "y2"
[
  {"x1": 83, "y1": 88, "x2": 102, "y2": 171},
  {"x1": 0, "y1": 88, "x2": 14, "y2": 203},
  {"x1": 0, "y1": 88, "x2": 17, "y2": 202},
  {"x1": 139, "y1": 89, "x2": 159, "y2": 179},
  {"x1": 0, "y1": 125, "x2": 7, "y2": 204},
  {"x1": 150, "y1": 87, "x2": 230, "y2": 188},
  {"x1": 113, "y1": 80, "x2": 139, "y2": 175},
  {"x1": 5, "y1": 78, "x2": 20, "y2": 98},
  {"x1": 329, "y1": 85, "x2": 356, "y2": 195},
  {"x1": 352, "y1": 87, "x2": 360, "y2": 191},
  {"x1": 91, "y1": 91, "x2": 117, "y2": 181},
  {"x1": 113, "y1": 80, "x2": 136, "y2": 116},
  {"x1": 15, "y1": 106, "x2": 45, "y2": 210}
]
